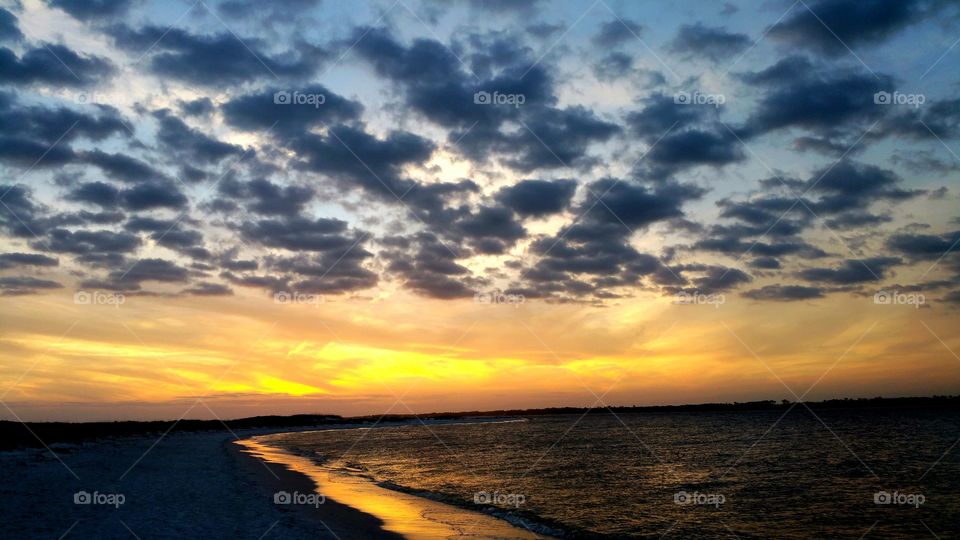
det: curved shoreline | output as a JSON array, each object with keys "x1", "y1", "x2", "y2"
[{"x1": 234, "y1": 435, "x2": 548, "y2": 539}]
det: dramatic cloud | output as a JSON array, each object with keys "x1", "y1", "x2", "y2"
[
  {"x1": 0, "y1": 276, "x2": 63, "y2": 295},
  {"x1": 0, "y1": 252, "x2": 58, "y2": 269},
  {"x1": 742, "y1": 284, "x2": 826, "y2": 301},
  {"x1": 50, "y1": 0, "x2": 136, "y2": 21},
  {"x1": 592, "y1": 19, "x2": 644, "y2": 47},
  {"x1": 769, "y1": 0, "x2": 947, "y2": 55},
  {"x1": 0, "y1": 0, "x2": 954, "y2": 306},
  {"x1": 796, "y1": 257, "x2": 901, "y2": 284},
  {"x1": 495, "y1": 179, "x2": 577, "y2": 217},
  {"x1": 668, "y1": 23, "x2": 750, "y2": 62},
  {"x1": 110, "y1": 24, "x2": 325, "y2": 85},
  {"x1": 0, "y1": 44, "x2": 114, "y2": 87},
  {"x1": 0, "y1": 7, "x2": 23, "y2": 42}
]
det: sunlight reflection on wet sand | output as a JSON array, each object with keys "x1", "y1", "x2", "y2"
[{"x1": 238, "y1": 438, "x2": 545, "y2": 539}]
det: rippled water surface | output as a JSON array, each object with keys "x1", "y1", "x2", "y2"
[{"x1": 262, "y1": 410, "x2": 960, "y2": 538}]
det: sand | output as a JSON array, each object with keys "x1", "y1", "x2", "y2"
[{"x1": 1, "y1": 422, "x2": 548, "y2": 539}]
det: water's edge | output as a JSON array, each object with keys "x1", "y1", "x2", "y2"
[{"x1": 236, "y1": 420, "x2": 565, "y2": 539}]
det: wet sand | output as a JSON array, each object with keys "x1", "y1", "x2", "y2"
[{"x1": 234, "y1": 437, "x2": 545, "y2": 539}]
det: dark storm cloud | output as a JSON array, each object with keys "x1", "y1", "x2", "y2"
[
  {"x1": 81, "y1": 150, "x2": 165, "y2": 183},
  {"x1": 805, "y1": 160, "x2": 921, "y2": 214},
  {"x1": 219, "y1": 178, "x2": 314, "y2": 216},
  {"x1": 499, "y1": 106, "x2": 620, "y2": 171},
  {"x1": 49, "y1": 0, "x2": 136, "y2": 21},
  {"x1": 495, "y1": 179, "x2": 577, "y2": 217},
  {"x1": 592, "y1": 19, "x2": 644, "y2": 47},
  {"x1": 67, "y1": 209, "x2": 125, "y2": 225},
  {"x1": 181, "y1": 282, "x2": 233, "y2": 296},
  {"x1": 123, "y1": 216, "x2": 177, "y2": 233},
  {"x1": 269, "y1": 247, "x2": 378, "y2": 294},
  {"x1": 645, "y1": 128, "x2": 745, "y2": 173},
  {"x1": 290, "y1": 125, "x2": 434, "y2": 200},
  {"x1": 454, "y1": 205, "x2": 526, "y2": 255},
  {"x1": 0, "y1": 44, "x2": 114, "y2": 87},
  {"x1": 876, "y1": 97, "x2": 960, "y2": 141},
  {"x1": 127, "y1": 223, "x2": 211, "y2": 261},
  {"x1": 178, "y1": 97, "x2": 214, "y2": 117},
  {"x1": 382, "y1": 233, "x2": 480, "y2": 299},
  {"x1": 512, "y1": 178, "x2": 702, "y2": 300},
  {"x1": 348, "y1": 26, "x2": 617, "y2": 172},
  {"x1": 892, "y1": 150, "x2": 960, "y2": 175},
  {"x1": 0, "y1": 252, "x2": 58, "y2": 269},
  {"x1": 349, "y1": 26, "x2": 552, "y2": 127},
  {"x1": 0, "y1": 93, "x2": 129, "y2": 167},
  {"x1": 110, "y1": 24, "x2": 325, "y2": 85},
  {"x1": 0, "y1": 135, "x2": 74, "y2": 167},
  {"x1": 696, "y1": 234, "x2": 827, "y2": 260},
  {"x1": 578, "y1": 178, "x2": 702, "y2": 228},
  {"x1": 796, "y1": 257, "x2": 901, "y2": 284},
  {"x1": 69, "y1": 181, "x2": 120, "y2": 207},
  {"x1": 626, "y1": 93, "x2": 705, "y2": 138},
  {"x1": 43, "y1": 228, "x2": 141, "y2": 255},
  {"x1": 152, "y1": 110, "x2": 244, "y2": 164},
  {"x1": 222, "y1": 85, "x2": 363, "y2": 134},
  {"x1": 220, "y1": 271, "x2": 287, "y2": 292},
  {"x1": 0, "y1": 276, "x2": 63, "y2": 295},
  {"x1": 0, "y1": 7, "x2": 23, "y2": 42},
  {"x1": 241, "y1": 216, "x2": 359, "y2": 252},
  {"x1": 682, "y1": 264, "x2": 752, "y2": 293},
  {"x1": 668, "y1": 23, "x2": 750, "y2": 62},
  {"x1": 738, "y1": 57, "x2": 892, "y2": 139},
  {"x1": 106, "y1": 258, "x2": 189, "y2": 285},
  {"x1": 625, "y1": 93, "x2": 742, "y2": 177},
  {"x1": 119, "y1": 181, "x2": 188, "y2": 210},
  {"x1": 742, "y1": 284, "x2": 826, "y2": 301},
  {"x1": 749, "y1": 257, "x2": 782, "y2": 270},
  {"x1": 697, "y1": 160, "x2": 918, "y2": 269},
  {"x1": 885, "y1": 230, "x2": 960, "y2": 261},
  {"x1": 769, "y1": 0, "x2": 947, "y2": 55},
  {"x1": 523, "y1": 222, "x2": 674, "y2": 299},
  {"x1": 0, "y1": 184, "x2": 50, "y2": 238},
  {"x1": 823, "y1": 212, "x2": 891, "y2": 229}
]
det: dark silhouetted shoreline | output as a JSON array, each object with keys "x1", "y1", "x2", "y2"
[{"x1": 3, "y1": 395, "x2": 959, "y2": 450}]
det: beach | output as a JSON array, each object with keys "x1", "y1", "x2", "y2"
[
  {"x1": 235, "y1": 435, "x2": 545, "y2": 539},
  {"x1": 0, "y1": 422, "x2": 546, "y2": 539}
]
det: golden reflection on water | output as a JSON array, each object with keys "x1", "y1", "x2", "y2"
[{"x1": 238, "y1": 438, "x2": 542, "y2": 540}]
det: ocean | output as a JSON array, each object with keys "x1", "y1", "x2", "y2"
[{"x1": 259, "y1": 410, "x2": 960, "y2": 538}]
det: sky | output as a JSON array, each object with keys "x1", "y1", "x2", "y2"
[{"x1": 0, "y1": 0, "x2": 959, "y2": 421}]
